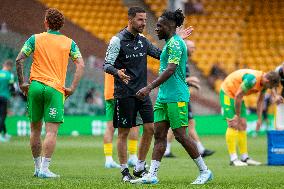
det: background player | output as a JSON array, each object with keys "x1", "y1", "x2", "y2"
[
  {"x1": 220, "y1": 69, "x2": 279, "y2": 166},
  {"x1": 131, "y1": 9, "x2": 212, "y2": 185},
  {"x1": 0, "y1": 60, "x2": 15, "y2": 142}
]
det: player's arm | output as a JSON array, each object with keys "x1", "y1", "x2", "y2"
[
  {"x1": 136, "y1": 63, "x2": 177, "y2": 99},
  {"x1": 228, "y1": 74, "x2": 256, "y2": 127},
  {"x1": 136, "y1": 39, "x2": 181, "y2": 98},
  {"x1": 149, "y1": 63, "x2": 177, "y2": 88},
  {"x1": 15, "y1": 35, "x2": 35, "y2": 95},
  {"x1": 234, "y1": 87, "x2": 246, "y2": 118},
  {"x1": 236, "y1": 74, "x2": 257, "y2": 117},
  {"x1": 65, "y1": 41, "x2": 85, "y2": 98},
  {"x1": 256, "y1": 90, "x2": 266, "y2": 131},
  {"x1": 146, "y1": 38, "x2": 162, "y2": 60},
  {"x1": 103, "y1": 36, "x2": 130, "y2": 84}
]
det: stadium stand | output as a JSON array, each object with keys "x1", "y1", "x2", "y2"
[
  {"x1": 144, "y1": 0, "x2": 167, "y2": 18},
  {"x1": 39, "y1": 0, "x2": 128, "y2": 42},
  {"x1": 145, "y1": 0, "x2": 284, "y2": 93},
  {"x1": 39, "y1": 0, "x2": 161, "y2": 74}
]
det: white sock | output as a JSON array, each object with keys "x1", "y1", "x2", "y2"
[
  {"x1": 193, "y1": 156, "x2": 208, "y2": 172},
  {"x1": 164, "y1": 142, "x2": 171, "y2": 155},
  {"x1": 129, "y1": 154, "x2": 138, "y2": 160},
  {"x1": 196, "y1": 141, "x2": 205, "y2": 154},
  {"x1": 230, "y1": 153, "x2": 238, "y2": 161},
  {"x1": 41, "y1": 157, "x2": 51, "y2": 172},
  {"x1": 33, "y1": 156, "x2": 41, "y2": 170},
  {"x1": 105, "y1": 156, "x2": 113, "y2": 163},
  {"x1": 241, "y1": 154, "x2": 248, "y2": 161},
  {"x1": 149, "y1": 160, "x2": 160, "y2": 177},
  {"x1": 120, "y1": 164, "x2": 128, "y2": 172},
  {"x1": 135, "y1": 160, "x2": 146, "y2": 172}
]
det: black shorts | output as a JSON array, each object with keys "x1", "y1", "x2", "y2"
[
  {"x1": 188, "y1": 102, "x2": 194, "y2": 120},
  {"x1": 113, "y1": 96, "x2": 154, "y2": 128}
]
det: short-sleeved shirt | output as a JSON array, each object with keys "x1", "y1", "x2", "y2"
[
  {"x1": 0, "y1": 70, "x2": 14, "y2": 99},
  {"x1": 157, "y1": 34, "x2": 189, "y2": 103},
  {"x1": 20, "y1": 30, "x2": 82, "y2": 94}
]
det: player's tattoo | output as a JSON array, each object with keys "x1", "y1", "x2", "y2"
[{"x1": 15, "y1": 52, "x2": 27, "y2": 85}]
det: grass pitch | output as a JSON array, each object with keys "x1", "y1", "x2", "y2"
[{"x1": 0, "y1": 135, "x2": 283, "y2": 189}]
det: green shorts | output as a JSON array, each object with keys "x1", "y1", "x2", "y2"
[
  {"x1": 105, "y1": 99, "x2": 143, "y2": 125},
  {"x1": 154, "y1": 101, "x2": 188, "y2": 129},
  {"x1": 105, "y1": 99, "x2": 115, "y2": 121},
  {"x1": 219, "y1": 89, "x2": 246, "y2": 119},
  {"x1": 27, "y1": 81, "x2": 64, "y2": 123}
]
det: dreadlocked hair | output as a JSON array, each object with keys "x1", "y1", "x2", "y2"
[{"x1": 161, "y1": 9, "x2": 185, "y2": 27}]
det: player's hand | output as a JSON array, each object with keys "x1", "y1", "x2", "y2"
[
  {"x1": 256, "y1": 119, "x2": 262, "y2": 131},
  {"x1": 227, "y1": 115, "x2": 240, "y2": 130},
  {"x1": 136, "y1": 86, "x2": 151, "y2": 99},
  {"x1": 64, "y1": 86, "x2": 75, "y2": 99},
  {"x1": 177, "y1": 26, "x2": 194, "y2": 39},
  {"x1": 274, "y1": 95, "x2": 284, "y2": 105},
  {"x1": 19, "y1": 83, "x2": 30, "y2": 96},
  {"x1": 118, "y1": 69, "x2": 130, "y2": 84}
]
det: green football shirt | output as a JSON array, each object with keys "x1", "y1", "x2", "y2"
[
  {"x1": 157, "y1": 34, "x2": 189, "y2": 103},
  {"x1": 0, "y1": 70, "x2": 14, "y2": 99}
]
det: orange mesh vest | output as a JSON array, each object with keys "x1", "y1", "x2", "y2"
[
  {"x1": 221, "y1": 69, "x2": 264, "y2": 98},
  {"x1": 30, "y1": 32, "x2": 72, "y2": 94},
  {"x1": 104, "y1": 73, "x2": 114, "y2": 100}
]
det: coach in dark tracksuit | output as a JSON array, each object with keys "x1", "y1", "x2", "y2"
[{"x1": 104, "y1": 7, "x2": 161, "y2": 182}]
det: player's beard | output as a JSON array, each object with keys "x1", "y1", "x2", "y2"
[{"x1": 134, "y1": 25, "x2": 144, "y2": 34}]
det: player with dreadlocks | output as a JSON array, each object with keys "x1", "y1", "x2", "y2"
[{"x1": 131, "y1": 9, "x2": 213, "y2": 185}]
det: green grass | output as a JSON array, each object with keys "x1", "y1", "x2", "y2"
[{"x1": 0, "y1": 135, "x2": 283, "y2": 189}]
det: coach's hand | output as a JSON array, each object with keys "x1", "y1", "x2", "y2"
[
  {"x1": 118, "y1": 69, "x2": 130, "y2": 84},
  {"x1": 64, "y1": 86, "x2": 75, "y2": 99},
  {"x1": 177, "y1": 26, "x2": 194, "y2": 39},
  {"x1": 19, "y1": 83, "x2": 30, "y2": 96},
  {"x1": 136, "y1": 86, "x2": 151, "y2": 99}
]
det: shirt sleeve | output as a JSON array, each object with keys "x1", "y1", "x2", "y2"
[
  {"x1": 103, "y1": 36, "x2": 121, "y2": 76},
  {"x1": 145, "y1": 38, "x2": 161, "y2": 60},
  {"x1": 168, "y1": 39, "x2": 182, "y2": 65},
  {"x1": 70, "y1": 40, "x2": 82, "y2": 61},
  {"x1": 20, "y1": 35, "x2": 35, "y2": 57},
  {"x1": 241, "y1": 73, "x2": 256, "y2": 93}
]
